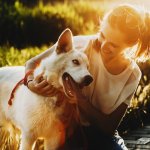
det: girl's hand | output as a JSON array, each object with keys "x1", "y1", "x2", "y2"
[{"x1": 27, "y1": 73, "x2": 60, "y2": 97}]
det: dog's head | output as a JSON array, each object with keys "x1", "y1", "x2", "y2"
[{"x1": 42, "y1": 29, "x2": 93, "y2": 98}]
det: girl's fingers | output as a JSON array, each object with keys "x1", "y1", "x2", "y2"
[
  {"x1": 45, "y1": 89, "x2": 58, "y2": 96},
  {"x1": 39, "y1": 84, "x2": 58, "y2": 95},
  {"x1": 45, "y1": 86, "x2": 59, "y2": 95},
  {"x1": 35, "y1": 72, "x2": 44, "y2": 83},
  {"x1": 29, "y1": 74, "x2": 62, "y2": 97},
  {"x1": 35, "y1": 80, "x2": 48, "y2": 88},
  {"x1": 41, "y1": 85, "x2": 53, "y2": 93}
]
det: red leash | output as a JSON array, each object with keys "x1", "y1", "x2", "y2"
[{"x1": 8, "y1": 70, "x2": 33, "y2": 106}]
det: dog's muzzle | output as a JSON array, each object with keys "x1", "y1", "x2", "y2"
[
  {"x1": 81, "y1": 75, "x2": 93, "y2": 86},
  {"x1": 62, "y1": 72, "x2": 93, "y2": 99}
]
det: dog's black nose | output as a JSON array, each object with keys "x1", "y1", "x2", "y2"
[{"x1": 82, "y1": 75, "x2": 93, "y2": 86}]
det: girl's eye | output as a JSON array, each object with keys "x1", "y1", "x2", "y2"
[{"x1": 72, "y1": 59, "x2": 80, "y2": 65}]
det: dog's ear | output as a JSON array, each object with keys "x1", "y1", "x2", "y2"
[{"x1": 56, "y1": 28, "x2": 73, "y2": 54}]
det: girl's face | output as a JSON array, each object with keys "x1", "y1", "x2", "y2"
[{"x1": 99, "y1": 22, "x2": 129, "y2": 58}]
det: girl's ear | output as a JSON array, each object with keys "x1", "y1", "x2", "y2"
[{"x1": 56, "y1": 28, "x2": 73, "y2": 54}]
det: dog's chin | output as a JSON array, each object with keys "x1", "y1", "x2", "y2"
[{"x1": 62, "y1": 72, "x2": 80, "y2": 99}]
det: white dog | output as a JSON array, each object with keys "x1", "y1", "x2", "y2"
[{"x1": 0, "y1": 29, "x2": 93, "y2": 150}]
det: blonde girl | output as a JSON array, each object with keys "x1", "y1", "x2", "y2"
[{"x1": 25, "y1": 4, "x2": 150, "y2": 149}]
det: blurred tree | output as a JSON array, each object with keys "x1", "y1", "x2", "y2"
[
  {"x1": 0, "y1": 0, "x2": 16, "y2": 5},
  {"x1": 17, "y1": 0, "x2": 67, "y2": 6},
  {"x1": 18, "y1": 0, "x2": 39, "y2": 7}
]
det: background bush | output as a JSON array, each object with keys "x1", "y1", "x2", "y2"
[
  {"x1": 0, "y1": 0, "x2": 107, "y2": 48},
  {"x1": 0, "y1": 45, "x2": 47, "y2": 66}
]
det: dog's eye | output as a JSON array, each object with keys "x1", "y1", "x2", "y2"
[{"x1": 72, "y1": 59, "x2": 80, "y2": 65}]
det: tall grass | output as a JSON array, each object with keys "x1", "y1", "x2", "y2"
[{"x1": 0, "y1": 46, "x2": 48, "y2": 67}]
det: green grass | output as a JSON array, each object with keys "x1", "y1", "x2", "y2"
[{"x1": 0, "y1": 45, "x2": 48, "y2": 67}]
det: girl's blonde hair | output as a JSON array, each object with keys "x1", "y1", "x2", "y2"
[{"x1": 101, "y1": 4, "x2": 150, "y2": 61}]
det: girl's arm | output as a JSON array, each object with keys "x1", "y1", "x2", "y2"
[
  {"x1": 70, "y1": 80, "x2": 128, "y2": 136},
  {"x1": 25, "y1": 44, "x2": 60, "y2": 96},
  {"x1": 79, "y1": 97, "x2": 127, "y2": 135},
  {"x1": 25, "y1": 44, "x2": 56, "y2": 75}
]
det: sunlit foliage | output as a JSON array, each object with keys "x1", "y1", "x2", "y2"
[
  {"x1": 0, "y1": 46, "x2": 48, "y2": 66},
  {"x1": 0, "y1": 0, "x2": 108, "y2": 48}
]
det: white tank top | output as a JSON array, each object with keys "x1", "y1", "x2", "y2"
[{"x1": 73, "y1": 35, "x2": 141, "y2": 114}]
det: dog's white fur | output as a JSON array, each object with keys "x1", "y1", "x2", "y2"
[{"x1": 0, "y1": 29, "x2": 92, "y2": 150}]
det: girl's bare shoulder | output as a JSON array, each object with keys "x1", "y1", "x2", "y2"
[{"x1": 73, "y1": 34, "x2": 98, "y2": 50}]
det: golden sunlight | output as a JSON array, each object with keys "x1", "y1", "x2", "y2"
[{"x1": 112, "y1": 0, "x2": 150, "y2": 9}]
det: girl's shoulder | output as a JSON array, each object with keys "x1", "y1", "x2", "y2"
[
  {"x1": 130, "y1": 61, "x2": 142, "y2": 81},
  {"x1": 73, "y1": 35, "x2": 98, "y2": 50}
]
